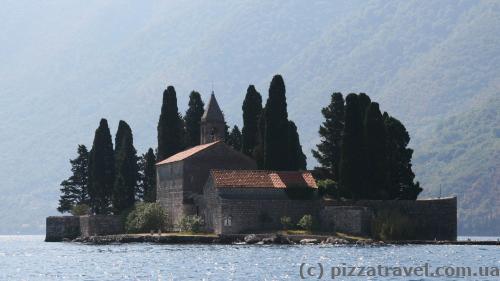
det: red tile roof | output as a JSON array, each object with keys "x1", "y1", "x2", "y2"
[
  {"x1": 156, "y1": 141, "x2": 220, "y2": 165},
  {"x1": 210, "y1": 170, "x2": 317, "y2": 189}
]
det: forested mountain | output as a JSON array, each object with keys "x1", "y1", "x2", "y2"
[{"x1": 0, "y1": 0, "x2": 498, "y2": 234}]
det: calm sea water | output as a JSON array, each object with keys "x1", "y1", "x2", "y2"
[{"x1": 0, "y1": 236, "x2": 498, "y2": 281}]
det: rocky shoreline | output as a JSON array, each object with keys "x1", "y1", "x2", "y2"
[{"x1": 68, "y1": 233, "x2": 500, "y2": 246}]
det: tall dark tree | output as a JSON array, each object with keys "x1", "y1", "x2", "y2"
[
  {"x1": 88, "y1": 119, "x2": 115, "y2": 214},
  {"x1": 384, "y1": 113, "x2": 422, "y2": 199},
  {"x1": 287, "y1": 121, "x2": 307, "y2": 170},
  {"x1": 264, "y1": 75, "x2": 289, "y2": 171},
  {"x1": 157, "y1": 86, "x2": 185, "y2": 161},
  {"x1": 184, "y1": 91, "x2": 205, "y2": 147},
  {"x1": 57, "y1": 145, "x2": 89, "y2": 213},
  {"x1": 138, "y1": 148, "x2": 157, "y2": 202},
  {"x1": 357, "y1": 93, "x2": 372, "y2": 123},
  {"x1": 363, "y1": 102, "x2": 388, "y2": 199},
  {"x1": 112, "y1": 121, "x2": 139, "y2": 214},
  {"x1": 226, "y1": 125, "x2": 242, "y2": 151},
  {"x1": 339, "y1": 94, "x2": 364, "y2": 199},
  {"x1": 253, "y1": 108, "x2": 266, "y2": 169},
  {"x1": 241, "y1": 85, "x2": 263, "y2": 157},
  {"x1": 312, "y1": 92, "x2": 344, "y2": 180}
]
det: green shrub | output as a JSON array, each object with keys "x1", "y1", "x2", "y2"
[
  {"x1": 71, "y1": 204, "x2": 90, "y2": 216},
  {"x1": 372, "y1": 209, "x2": 416, "y2": 241},
  {"x1": 125, "y1": 202, "x2": 168, "y2": 233},
  {"x1": 317, "y1": 179, "x2": 338, "y2": 197},
  {"x1": 280, "y1": 216, "x2": 293, "y2": 230},
  {"x1": 297, "y1": 214, "x2": 314, "y2": 231},
  {"x1": 177, "y1": 215, "x2": 204, "y2": 233}
]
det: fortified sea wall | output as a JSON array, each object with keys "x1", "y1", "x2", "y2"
[
  {"x1": 45, "y1": 215, "x2": 123, "y2": 242},
  {"x1": 320, "y1": 197, "x2": 457, "y2": 240}
]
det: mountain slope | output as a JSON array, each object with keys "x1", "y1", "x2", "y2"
[{"x1": 0, "y1": 0, "x2": 498, "y2": 234}]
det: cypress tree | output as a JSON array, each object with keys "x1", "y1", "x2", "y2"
[
  {"x1": 339, "y1": 94, "x2": 364, "y2": 199},
  {"x1": 264, "y1": 75, "x2": 289, "y2": 171},
  {"x1": 253, "y1": 108, "x2": 266, "y2": 169},
  {"x1": 157, "y1": 86, "x2": 185, "y2": 161},
  {"x1": 287, "y1": 121, "x2": 307, "y2": 170},
  {"x1": 57, "y1": 145, "x2": 89, "y2": 213},
  {"x1": 138, "y1": 148, "x2": 157, "y2": 202},
  {"x1": 88, "y1": 119, "x2": 115, "y2": 214},
  {"x1": 312, "y1": 92, "x2": 344, "y2": 180},
  {"x1": 226, "y1": 125, "x2": 242, "y2": 151},
  {"x1": 112, "y1": 120, "x2": 138, "y2": 214},
  {"x1": 384, "y1": 113, "x2": 422, "y2": 199},
  {"x1": 363, "y1": 103, "x2": 388, "y2": 199},
  {"x1": 241, "y1": 85, "x2": 263, "y2": 157},
  {"x1": 358, "y1": 93, "x2": 372, "y2": 122},
  {"x1": 184, "y1": 91, "x2": 205, "y2": 147}
]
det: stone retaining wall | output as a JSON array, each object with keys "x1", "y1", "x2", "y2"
[
  {"x1": 322, "y1": 197, "x2": 457, "y2": 240},
  {"x1": 79, "y1": 215, "x2": 124, "y2": 237},
  {"x1": 45, "y1": 216, "x2": 80, "y2": 242}
]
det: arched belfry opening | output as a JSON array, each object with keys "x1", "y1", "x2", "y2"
[{"x1": 200, "y1": 92, "x2": 225, "y2": 144}]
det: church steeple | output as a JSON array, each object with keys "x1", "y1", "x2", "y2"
[{"x1": 200, "y1": 92, "x2": 225, "y2": 144}]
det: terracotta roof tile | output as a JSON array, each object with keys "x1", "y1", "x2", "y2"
[
  {"x1": 156, "y1": 141, "x2": 220, "y2": 165},
  {"x1": 211, "y1": 170, "x2": 317, "y2": 189}
]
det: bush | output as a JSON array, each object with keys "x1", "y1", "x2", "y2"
[
  {"x1": 280, "y1": 216, "x2": 293, "y2": 230},
  {"x1": 177, "y1": 215, "x2": 204, "y2": 233},
  {"x1": 317, "y1": 179, "x2": 338, "y2": 198},
  {"x1": 71, "y1": 204, "x2": 90, "y2": 216},
  {"x1": 372, "y1": 209, "x2": 416, "y2": 241},
  {"x1": 125, "y1": 202, "x2": 168, "y2": 233},
  {"x1": 297, "y1": 214, "x2": 314, "y2": 231}
]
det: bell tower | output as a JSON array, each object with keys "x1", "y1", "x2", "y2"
[{"x1": 200, "y1": 92, "x2": 225, "y2": 144}]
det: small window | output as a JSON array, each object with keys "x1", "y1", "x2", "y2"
[{"x1": 224, "y1": 216, "x2": 232, "y2": 226}]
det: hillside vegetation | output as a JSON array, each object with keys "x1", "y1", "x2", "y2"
[{"x1": 0, "y1": 0, "x2": 498, "y2": 234}]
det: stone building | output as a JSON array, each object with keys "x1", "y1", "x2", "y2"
[
  {"x1": 156, "y1": 93, "x2": 257, "y2": 227},
  {"x1": 200, "y1": 170, "x2": 319, "y2": 234}
]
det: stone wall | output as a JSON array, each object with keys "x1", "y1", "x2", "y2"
[
  {"x1": 202, "y1": 183, "x2": 320, "y2": 234},
  {"x1": 45, "y1": 216, "x2": 80, "y2": 242},
  {"x1": 319, "y1": 206, "x2": 372, "y2": 235},
  {"x1": 79, "y1": 215, "x2": 124, "y2": 237},
  {"x1": 322, "y1": 197, "x2": 457, "y2": 240}
]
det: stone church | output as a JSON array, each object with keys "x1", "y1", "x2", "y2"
[{"x1": 156, "y1": 93, "x2": 319, "y2": 234}]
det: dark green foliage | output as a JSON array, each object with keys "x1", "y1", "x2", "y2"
[
  {"x1": 264, "y1": 75, "x2": 289, "y2": 170},
  {"x1": 71, "y1": 204, "x2": 90, "y2": 216},
  {"x1": 312, "y1": 92, "x2": 344, "y2": 180},
  {"x1": 184, "y1": 91, "x2": 205, "y2": 147},
  {"x1": 286, "y1": 121, "x2": 307, "y2": 170},
  {"x1": 384, "y1": 113, "x2": 422, "y2": 199},
  {"x1": 316, "y1": 179, "x2": 338, "y2": 198},
  {"x1": 297, "y1": 214, "x2": 314, "y2": 231},
  {"x1": 112, "y1": 120, "x2": 139, "y2": 214},
  {"x1": 357, "y1": 93, "x2": 371, "y2": 124},
  {"x1": 125, "y1": 202, "x2": 168, "y2": 233},
  {"x1": 253, "y1": 108, "x2": 266, "y2": 169},
  {"x1": 363, "y1": 103, "x2": 388, "y2": 199},
  {"x1": 280, "y1": 216, "x2": 293, "y2": 230},
  {"x1": 138, "y1": 148, "x2": 157, "y2": 203},
  {"x1": 157, "y1": 86, "x2": 185, "y2": 161},
  {"x1": 226, "y1": 125, "x2": 242, "y2": 151},
  {"x1": 88, "y1": 119, "x2": 115, "y2": 214},
  {"x1": 241, "y1": 85, "x2": 263, "y2": 157},
  {"x1": 57, "y1": 145, "x2": 89, "y2": 213},
  {"x1": 339, "y1": 94, "x2": 364, "y2": 199},
  {"x1": 177, "y1": 215, "x2": 204, "y2": 233}
]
